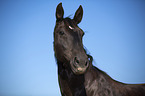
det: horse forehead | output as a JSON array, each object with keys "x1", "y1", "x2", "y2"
[
  {"x1": 64, "y1": 18, "x2": 75, "y2": 27},
  {"x1": 56, "y1": 19, "x2": 80, "y2": 33}
]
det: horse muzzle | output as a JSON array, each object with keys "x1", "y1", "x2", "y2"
[{"x1": 70, "y1": 56, "x2": 90, "y2": 75}]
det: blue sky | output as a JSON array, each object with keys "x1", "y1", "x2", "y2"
[{"x1": 0, "y1": 0, "x2": 145, "y2": 96}]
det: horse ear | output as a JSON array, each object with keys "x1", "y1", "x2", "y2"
[
  {"x1": 73, "y1": 5, "x2": 83, "y2": 24},
  {"x1": 56, "y1": 3, "x2": 64, "y2": 21}
]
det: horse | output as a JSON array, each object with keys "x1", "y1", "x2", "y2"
[{"x1": 53, "y1": 3, "x2": 145, "y2": 96}]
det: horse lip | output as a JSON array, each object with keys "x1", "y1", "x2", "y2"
[
  {"x1": 71, "y1": 62, "x2": 86, "y2": 74},
  {"x1": 77, "y1": 67, "x2": 83, "y2": 71},
  {"x1": 71, "y1": 66, "x2": 85, "y2": 75},
  {"x1": 73, "y1": 61, "x2": 85, "y2": 71}
]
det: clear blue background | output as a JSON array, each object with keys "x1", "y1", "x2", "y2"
[{"x1": 0, "y1": 0, "x2": 145, "y2": 96}]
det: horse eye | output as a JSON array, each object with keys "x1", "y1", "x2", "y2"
[{"x1": 59, "y1": 31, "x2": 64, "y2": 35}]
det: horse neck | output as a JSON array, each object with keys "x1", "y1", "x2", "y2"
[
  {"x1": 85, "y1": 65, "x2": 126, "y2": 93},
  {"x1": 57, "y1": 60, "x2": 87, "y2": 95}
]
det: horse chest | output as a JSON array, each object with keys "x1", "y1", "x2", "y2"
[
  {"x1": 58, "y1": 75, "x2": 73, "y2": 96},
  {"x1": 58, "y1": 71, "x2": 87, "y2": 96}
]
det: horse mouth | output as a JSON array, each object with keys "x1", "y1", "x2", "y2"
[
  {"x1": 70, "y1": 59, "x2": 89, "y2": 75},
  {"x1": 71, "y1": 65, "x2": 86, "y2": 75},
  {"x1": 74, "y1": 65, "x2": 85, "y2": 73}
]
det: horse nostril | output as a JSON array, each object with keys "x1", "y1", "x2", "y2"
[
  {"x1": 74, "y1": 57, "x2": 79, "y2": 64},
  {"x1": 85, "y1": 61, "x2": 89, "y2": 66}
]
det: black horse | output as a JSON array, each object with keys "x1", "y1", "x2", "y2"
[{"x1": 53, "y1": 3, "x2": 145, "y2": 96}]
